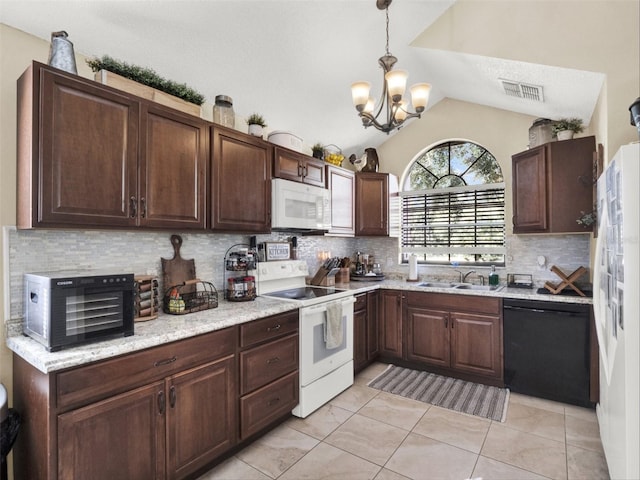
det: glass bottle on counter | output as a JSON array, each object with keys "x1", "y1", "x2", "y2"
[
  {"x1": 488, "y1": 265, "x2": 499, "y2": 286},
  {"x1": 213, "y1": 95, "x2": 235, "y2": 128}
]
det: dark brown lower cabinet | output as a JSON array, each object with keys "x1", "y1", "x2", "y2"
[
  {"x1": 13, "y1": 310, "x2": 299, "y2": 480},
  {"x1": 354, "y1": 291, "x2": 379, "y2": 373},
  {"x1": 238, "y1": 311, "x2": 299, "y2": 440},
  {"x1": 57, "y1": 355, "x2": 235, "y2": 480},
  {"x1": 404, "y1": 292, "x2": 503, "y2": 385},
  {"x1": 58, "y1": 381, "x2": 166, "y2": 479},
  {"x1": 378, "y1": 289, "x2": 403, "y2": 360},
  {"x1": 166, "y1": 357, "x2": 236, "y2": 479}
]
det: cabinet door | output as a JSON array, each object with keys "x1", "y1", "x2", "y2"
[
  {"x1": 547, "y1": 136, "x2": 596, "y2": 233},
  {"x1": 139, "y1": 104, "x2": 208, "y2": 229},
  {"x1": 450, "y1": 312, "x2": 502, "y2": 380},
  {"x1": 274, "y1": 147, "x2": 325, "y2": 187},
  {"x1": 32, "y1": 65, "x2": 139, "y2": 228},
  {"x1": 211, "y1": 127, "x2": 272, "y2": 232},
  {"x1": 512, "y1": 146, "x2": 547, "y2": 232},
  {"x1": 367, "y1": 291, "x2": 380, "y2": 359},
  {"x1": 354, "y1": 306, "x2": 368, "y2": 372},
  {"x1": 355, "y1": 172, "x2": 389, "y2": 236},
  {"x1": 166, "y1": 355, "x2": 236, "y2": 480},
  {"x1": 326, "y1": 165, "x2": 355, "y2": 236},
  {"x1": 378, "y1": 290, "x2": 403, "y2": 359},
  {"x1": 406, "y1": 307, "x2": 450, "y2": 367},
  {"x1": 58, "y1": 381, "x2": 165, "y2": 480}
]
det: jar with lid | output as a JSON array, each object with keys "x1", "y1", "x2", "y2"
[{"x1": 213, "y1": 95, "x2": 235, "y2": 129}]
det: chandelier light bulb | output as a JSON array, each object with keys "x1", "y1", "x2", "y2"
[
  {"x1": 364, "y1": 98, "x2": 376, "y2": 114},
  {"x1": 410, "y1": 83, "x2": 431, "y2": 113},
  {"x1": 394, "y1": 101, "x2": 408, "y2": 122},
  {"x1": 385, "y1": 69, "x2": 407, "y2": 103},
  {"x1": 351, "y1": 81, "x2": 371, "y2": 111}
]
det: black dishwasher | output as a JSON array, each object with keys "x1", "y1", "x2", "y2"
[{"x1": 503, "y1": 299, "x2": 592, "y2": 407}]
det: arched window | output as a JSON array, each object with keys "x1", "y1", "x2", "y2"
[{"x1": 400, "y1": 140, "x2": 506, "y2": 265}]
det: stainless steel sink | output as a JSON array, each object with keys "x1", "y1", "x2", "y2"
[
  {"x1": 454, "y1": 284, "x2": 503, "y2": 291},
  {"x1": 417, "y1": 282, "x2": 455, "y2": 288}
]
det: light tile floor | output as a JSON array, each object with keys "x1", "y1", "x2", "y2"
[{"x1": 200, "y1": 363, "x2": 610, "y2": 480}]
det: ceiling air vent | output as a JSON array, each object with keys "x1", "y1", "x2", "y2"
[{"x1": 500, "y1": 79, "x2": 544, "y2": 102}]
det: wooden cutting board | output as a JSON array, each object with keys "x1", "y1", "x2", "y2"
[{"x1": 161, "y1": 234, "x2": 196, "y2": 292}]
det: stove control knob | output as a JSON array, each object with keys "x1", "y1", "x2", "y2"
[{"x1": 261, "y1": 267, "x2": 268, "y2": 274}]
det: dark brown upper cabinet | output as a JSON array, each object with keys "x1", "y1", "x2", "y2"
[
  {"x1": 17, "y1": 61, "x2": 207, "y2": 230},
  {"x1": 211, "y1": 126, "x2": 272, "y2": 232},
  {"x1": 512, "y1": 136, "x2": 595, "y2": 234},
  {"x1": 273, "y1": 146, "x2": 325, "y2": 187}
]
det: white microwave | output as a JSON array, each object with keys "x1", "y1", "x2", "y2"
[{"x1": 271, "y1": 178, "x2": 331, "y2": 231}]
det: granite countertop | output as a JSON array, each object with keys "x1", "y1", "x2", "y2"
[
  {"x1": 340, "y1": 278, "x2": 594, "y2": 305},
  {"x1": 6, "y1": 297, "x2": 299, "y2": 374},
  {"x1": 6, "y1": 277, "x2": 592, "y2": 374}
]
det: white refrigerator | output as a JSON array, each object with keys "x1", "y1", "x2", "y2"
[{"x1": 594, "y1": 143, "x2": 640, "y2": 480}]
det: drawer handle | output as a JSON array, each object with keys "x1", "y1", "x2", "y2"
[
  {"x1": 130, "y1": 196, "x2": 137, "y2": 218},
  {"x1": 267, "y1": 397, "x2": 281, "y2": 407},
  {"x1": 267, "y1": 357, "x2": 280, "y2": 365},
  {"x1": 267, "y1": 324, "x2": 281, "y2": 332},
  {"x1": 158, "y1": 391, "x2": 165, "y2": 414},
  {"x1": 154, "y1": 356, "x2": 177, "y2": 367}
]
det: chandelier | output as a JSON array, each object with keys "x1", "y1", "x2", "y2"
[{"x1": 351, "y1": 0, "x2": 431, "y2": 134}]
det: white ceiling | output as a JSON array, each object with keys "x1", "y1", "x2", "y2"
[{"x1": 0, "y1": 0, "x2": 605, "y2": 157}]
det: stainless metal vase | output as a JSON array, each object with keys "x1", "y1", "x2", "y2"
[{"x1": 48, "y1": 31, "x2": 77, "y2": 74}]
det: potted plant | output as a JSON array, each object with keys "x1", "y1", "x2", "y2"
[
  {"x1": 311, "y1": 143, "x2": 324, "y2": 160},
  {"x1": 246, "y1": 113, "x2": 267, "y2": 137},
  {"x1": 552, "y1": 117, "x2": 584, "y2": 140}
]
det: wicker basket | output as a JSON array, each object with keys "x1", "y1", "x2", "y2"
[
  {"x1": 163, "y1": 279, "x2": 218, "y2": 314},
  {"x1": 323, "y1": 144, "x2": 344, "y2": 166}
]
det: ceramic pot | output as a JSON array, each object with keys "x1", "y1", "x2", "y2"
[
  {"x1": 557, "y1": 130, "x2": 574, "y2": 141},
  {"x1": 248, "y1": 124, "x2": 263, "y2": 137}
]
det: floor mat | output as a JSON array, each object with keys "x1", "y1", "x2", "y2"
[{"x1": 368, "y1": 364, "x2": 509, "y2": 422}]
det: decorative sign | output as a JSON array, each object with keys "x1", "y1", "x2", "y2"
[{"x1": 264, "y1": 242, "x2": 291, "y2": 261}]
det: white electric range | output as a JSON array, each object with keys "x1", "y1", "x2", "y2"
[{"x1": 252, "y1": 260, "x2": 355, "y2": 418}]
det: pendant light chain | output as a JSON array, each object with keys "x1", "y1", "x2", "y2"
[{"x1": 385, "y1": 6, "x2": 390, "y2": 56}]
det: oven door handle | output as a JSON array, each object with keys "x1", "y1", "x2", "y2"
[{"x1": 303, "y1": 296, "x2": 356, "y2": 313}]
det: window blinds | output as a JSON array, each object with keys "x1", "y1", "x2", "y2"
[{"x1": 400, "y1": 184, "x2": 505, "y2": 255}]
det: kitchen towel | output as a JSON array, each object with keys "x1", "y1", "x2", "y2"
[{"x1": 324, "y1": 301, "x2": 344, "y2": 349}]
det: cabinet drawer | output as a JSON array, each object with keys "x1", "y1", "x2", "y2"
[
  {"x1": 240, "y1": 334, "x2": 298, "y2": 394},
  {"x1": 354, "y1": 293, "x2": 367, "y2": 312},
  {"x1": 240, "y1": 371, "x2": 298, "y2": 439},
  {"x1": 240, "y1": 310, "x2": 298, "y2": 348},
  {"x1": 406, "y1": 292, "x2": 501, "y2": 315},
  {"x1": 57, "y1": 327, "x2": 236, "y2": 410}
]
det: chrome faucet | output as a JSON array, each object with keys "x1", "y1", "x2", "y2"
[
  {"x1": 454, "y1": 269, "x2": 476, "y2": 283},
  {"x1": 462, "y1": 270, "x2": 476, "y2": 283}
]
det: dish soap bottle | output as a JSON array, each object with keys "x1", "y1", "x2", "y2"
[{"x1": 488, "y1": 265, "x2": 499, "y2": 286}]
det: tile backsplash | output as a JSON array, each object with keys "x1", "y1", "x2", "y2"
[{"x1": 4, "y1": 227, "x2": 591, "y2": 334}]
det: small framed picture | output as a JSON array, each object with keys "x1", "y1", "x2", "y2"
[{"x1": 264, "y1": 242, "x2": 291, "y2": 261}]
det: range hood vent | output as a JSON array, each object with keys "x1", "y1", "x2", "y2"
[{"x1": 500, "y1": 79, "x2": 544, "y2": 102}]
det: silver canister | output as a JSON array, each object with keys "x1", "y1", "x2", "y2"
[
  {"x1": 48, "y1": 31, "x2": 78, "y2": 74},
  {"x1": 528, "y1": 118, "x2": 555, "y2": 148},
  {"x1": 213, "y1": 95, "x2": 235, "y2": 128}
]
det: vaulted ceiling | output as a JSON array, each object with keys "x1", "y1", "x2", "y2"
[{"x1": 0, "y1": 1, "x2": 607, "y2": 156}]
